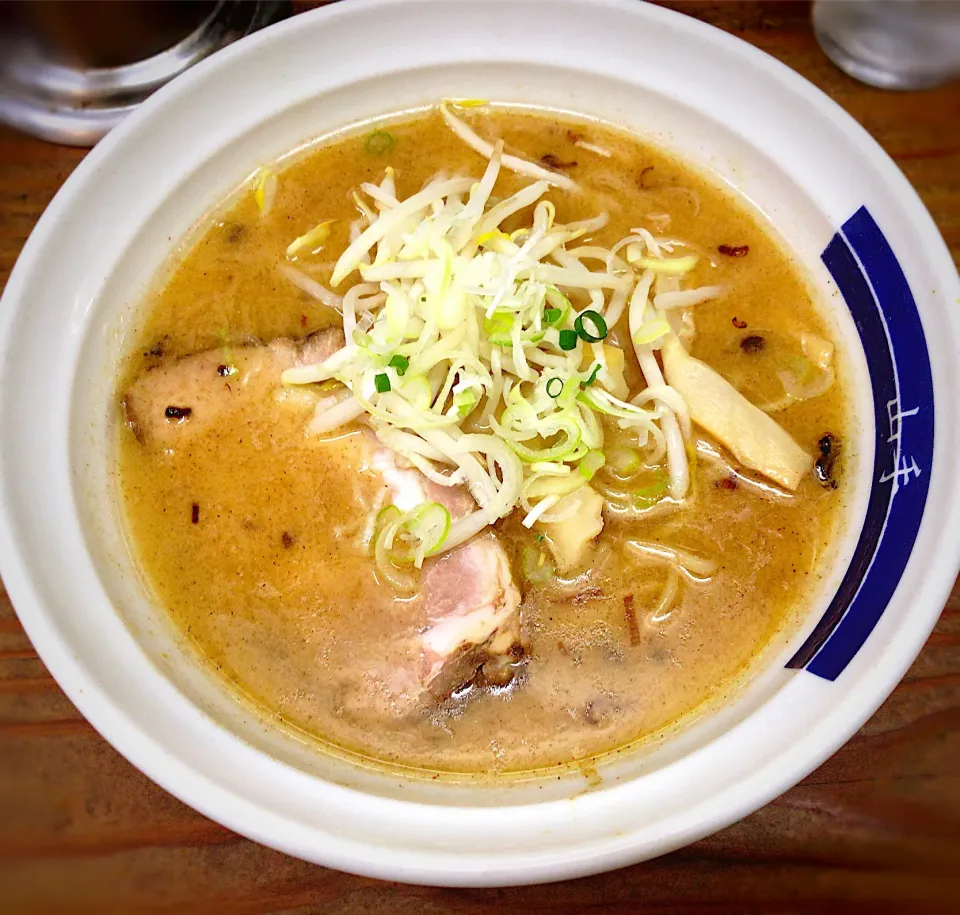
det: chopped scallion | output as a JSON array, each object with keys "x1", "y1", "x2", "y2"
[
  {"x1": 543, "y1": 307, "x2": 562, "y2": 325},
  {"x1": 575, "y1": 310, "x2": 608, "y2": 342},
  {"x1": 520, "y1": 544, "x2": 555, "y2": 585},
  {"x1": 454, "y1": 390, "x2": 478, "y2": 416},
  {"x1": 546, "y1": 377, "x2": 564, "y2": 398},
  {"x1": 634, "y1": 472, "x2": 669, "y2": 507},
  {"x1": 388, "y1": 354, "x2": 409, "y2": 375},
  {"x1": 607, "y1": 446, "x2": 642, "y2": 476},
  {"x1": 581, "y1": 363, "x2": 602, "y2": 389},
  {"x1": 365, "y1": 130, "x2": 396, "y2": 156},
  {"x1": 374, "y1": 372, "x2": 391, "y2": 393},
  {"x1": 579, "y1": 449, "x2": 606, "y2": 480},
  {"x1": 558, "y1": 328, "x2": 578, "y2": 351}
]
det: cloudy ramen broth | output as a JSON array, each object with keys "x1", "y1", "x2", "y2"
[{"x1": 117, "y1": 107, "x2": 848, "y2": 773}]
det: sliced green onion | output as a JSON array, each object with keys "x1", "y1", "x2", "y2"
[
  {"x1": 578, "y1": 388, "x2": 655, "y2": 424},
  {"x1": 401, "y1": 501, "x2": 452, "y2": 567},
  {"x1": 523, "y1": 469, "x2": 586, "y2": 503},
  {"x1": 483, "y1": 313, "x2": 512, "y2": 335},
  {"x1": 482, "y1": 311, "x2": 548, "y2": 348},
  {"x1": 559, "y1": 328, "x2": 578, "y2": 351},
  {"x1": 373, "y1": 502, "x2": 452, "y2": 571},
  {"x1": 520, "y1": 544, "x2": 555, "y2": 585},
  {"x1": 545, "y1": 287, "x2": 572, "y2": 310},
  {"x1": 578, "y1": 449, "x2": 606, "y2": 480},
  {"x1": 406, "y1": 503, "x2": 451, "y2": 551},
  {"x1": 581, "y1": 363, "x2": 602, "y2": 389},
  {"x1": 634, "y1": 472, "x2": 669, "y2": 507},
  {"x1": 372, "y1": 506, "x2": 417, "y2": 589},
  {"x1": 546, "y1": 377, "x2": 564, "y2": 398},
  {"x1": 388, "y1": 354, "x2": 409, "y2": 375},
  {"x1": 607, "y1": 446, "x2": 642, "y2": 476},
  {"x1": 557, "y1": 375, "x2": 581, "y2": 409},
  {"x1": 365, "y1": 130, "x2": 396, "y2": 156},
  {"x1": 374, "y1": 372, "x2": 391, "y2": 393},
  {"x1": 509, "y1": 417, "x2": 582, "y2": 463},
  {"x1": 371, "y1": 505, "x2": 403, "y2": 552},
  {"x1": 543, "y1": 307, "x2": 562, "y2": 325},
  {"x1": 454, "y1": 389, "x2": 478, "y2": 416},
  {"x1": 484, "y1": 312, "x2": 515, "y2": 345},
  {"x1": 372, "y1": 505, "x2": 413, "y2": 579},
  {"x1": 575, "y1": 310, "x2": 607, "y2": 342}
]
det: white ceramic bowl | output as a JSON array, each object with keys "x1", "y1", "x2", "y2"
[{"x1": 1, "y1": 0, "x2": 959, "y2": 887}]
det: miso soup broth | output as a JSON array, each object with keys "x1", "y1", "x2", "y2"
[{"x1": 117, "y1": 106, "x2": 849, "y2": 773}]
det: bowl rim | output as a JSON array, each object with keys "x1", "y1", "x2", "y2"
[{"x1": 1, "y1": 0, "x2": 959, "y2": 886}]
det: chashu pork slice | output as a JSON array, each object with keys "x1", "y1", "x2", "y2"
[
  {"x1": 123, "y1": 328, "x2": 344, "y2": 446},
  {"x1": 364, "y1": 448, "x2": 522, "y2": 716},
  {"x1": 123, "y1": 331, "x2": 523, "y2": 717}
]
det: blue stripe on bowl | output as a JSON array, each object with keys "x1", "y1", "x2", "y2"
[{"x1": 786, "y1": 206, "x2": 934, "y2": 681}]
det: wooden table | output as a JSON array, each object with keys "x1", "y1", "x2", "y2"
[{"x1": 1, "y1": 2, "x2": 958, "y2": 912}]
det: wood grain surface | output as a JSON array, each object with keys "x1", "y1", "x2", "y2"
[{"x1": 1, "y1": 2, "x2": 958, "y2": 912}]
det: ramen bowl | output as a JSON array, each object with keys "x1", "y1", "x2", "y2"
[{"x1": 1, "y1": 0, "x2": 958, "y2": 886}]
